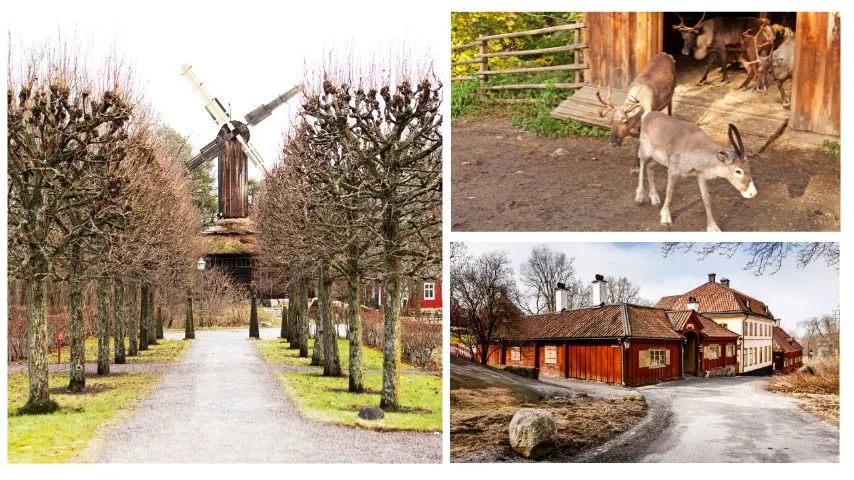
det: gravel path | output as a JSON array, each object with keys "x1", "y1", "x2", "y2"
[{"x1": 82, "y1": 328, "x2": 441, "y2": 463}]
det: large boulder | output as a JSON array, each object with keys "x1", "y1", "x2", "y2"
[
  {"x1": 358, "y1": 406, "x2": 385, "y2": 421},
  {"x1": 509, "y1": 408, "x2": 556, "y2": 459}
]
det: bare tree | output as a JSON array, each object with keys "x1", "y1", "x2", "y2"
[
  {"x1": 451, "y1": 250, "x2": 522, "y2": 365},
  {"x1": 798, "y1": 312, "x2": 839, "y2": 358},
  {"x1": 603, "y1": 275, "x2": 650, "y2": 305},
  {"x1": 662, "y1": 242, "x2": 839, "y2": 275},
  {"x1": 519, "y1": 245, "x2": 580, "y2": 314}
]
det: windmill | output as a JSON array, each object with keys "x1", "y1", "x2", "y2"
[{"x1": 181, "y1": 64, "x2": 301, "y2": 218}]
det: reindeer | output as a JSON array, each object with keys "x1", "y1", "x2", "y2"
[
  {"x1": 757, "y1": 35, "x2": 796, "y2": 108},
  {"x1": 635, "y1": 111, "x2": 757, "y2": 232},
  {"x1": 595, "y1": 53, "x2": 677, "y2": 147},
  {"x1": 673, "y1": 13, "x2": 769, "y2": 85},
  {"x1": 736, "y1": 22, "x2": 776, "y2": 90}
]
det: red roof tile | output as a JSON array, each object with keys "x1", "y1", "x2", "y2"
[
  {"x1": 666, "y1": 310, "x2": 740, "y2": 338},
  {"x1": 657, "y1": 281, "x2": 773, "y2": 318},
  {"x1": 498, "y1": 304, "x2": 682, "y2": 341},
  {"x1": 773, "y1": 326, "x2": 804, "y2": 354}
]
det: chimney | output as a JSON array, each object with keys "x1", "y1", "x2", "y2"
[
  {"x1": 555, "y1": 282, "x2": 568, "y2": 312},
  {"x1": 774, "y1": 318, "x2": 781, "y2": 328},
  {"x1": 720, "y1": 278, "x2": 730, "y2": 287},
  {"x1": 592, "y1": 274, "x2": 607, "y2": 306},
  {"x1": 687, "y1": 296, "x2": 699, "y2": 311},
  {"x1": 708, "y1": 273, "x2": 716, "y2": 283}
]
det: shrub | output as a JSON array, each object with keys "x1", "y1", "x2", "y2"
[
  {"x1": 769, "y1": 358, "x2": 839, "y2": 395},
  {"x1": 361, "y1": 308, "x2": 441, "y2": 369},
  {"x1": 823, "y1": 140, "x2": 840, "y2": 158},
  {"x1": 451, "y1": 80, "x2": 482, "y2": 119}
]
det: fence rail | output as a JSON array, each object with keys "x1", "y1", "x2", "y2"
[{"x1": 451, "y1": 21, "x2": 589, "y2": 103}]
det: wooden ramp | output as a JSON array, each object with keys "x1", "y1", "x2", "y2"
[{"x1": 551, "y1": 84, "x2": 790, "y2": 151}]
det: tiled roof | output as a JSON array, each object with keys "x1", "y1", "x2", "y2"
[
  {"x1": 498, "y1": 304, "x2": 682, "y2": 341},
  {"x1": 656, "y1": 281, "x2": 773, "y2": 318},
  {"x1": 773, "y1": 326, "x2": 804, "y2": 354},
  {"x1": 666, "y1": 310, "x2": 740, "y2": 338}
]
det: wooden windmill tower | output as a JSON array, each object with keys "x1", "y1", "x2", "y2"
[{"x1": 181, "y1": 64, "x2": 300, "y2": 218}]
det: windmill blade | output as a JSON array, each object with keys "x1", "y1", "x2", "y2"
[
  {"x1": 236, "y1": 136, "x2": 269, "y2": 175},
  {"x1": 243, "y1": 84, "x2": 302, "y2": 126},
  {"x1": 187, "y1": 137, "x2": 226, "y2": 171},
  {"x1": 181, "y1": 64, "x2": 230, "y2": 125}
]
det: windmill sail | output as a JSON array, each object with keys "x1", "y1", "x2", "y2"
[{"x1": 244, "y1": 85, "x2": 302, "y2": 126}]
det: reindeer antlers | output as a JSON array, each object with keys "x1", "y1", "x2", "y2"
[
  {"x1": 595, "y1": 82, "x2": 614, "y2": 117},
  {"x1": 742, "y1": 22, "x2": 775, "y2": 66},
  {"x1": 673, "y1": 12, "x2": 706, "y2": 31}
]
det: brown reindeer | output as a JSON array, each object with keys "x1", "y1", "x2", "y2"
[
  {"x1": 674, "y1": 14, "x2": 769, "y2": 85},
  {"x1": 596, "y1": 53, "x2": 677, "y2": 147},
  {"x1": 736, "y1": 22, "x2": 775, "y2": 90}
]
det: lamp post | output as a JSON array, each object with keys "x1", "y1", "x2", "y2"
[{"x1": 197, "y1": 257, "x2": 207, "y2": 327}]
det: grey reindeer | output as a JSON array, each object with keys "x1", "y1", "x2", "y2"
[{"x1": 635, "y1": 111, "x2": 757, "y2": 232}]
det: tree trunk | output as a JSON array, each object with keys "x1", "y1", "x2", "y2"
[
  {"x1": 280, "y1": 299, "x2": 288, "y2": 340},
  {"x1": 414, "y1": 281, "x2": 422, "y2": 319},
  {"x1": 97, "y1": 280, "x2": 110, "y2": 375},
  {"x1": 310, "y1": 273, "x2": 324, "y2": 366},
  {"x1": 147, "y1": 288, "x2": 157, "y2": 345},
  {"x1": 380, "y1": 204, "x2": 402, "y2": 410},
  {"x1": 139, "y1": 283, "x2": 149, "y2": 351},
  {"x1": 249, "y1": 286, "x2": 260, "y2": 339},
  {"x1": 128, "y1": 282, "x2": 139, "y2": 356},
  {"x1": 185, "y1": 295, "x2": 195, "y2": 340},
  {"x1": 22, "y1": 277, "x2": 57, "y2": 413},
  {"x1": 67, "y1": 277, "x2": 86, "y2": 392},
  {"x1": 297, "y1": 278, "x2": 309, "y2": 357},
  {"x1": 320, "y1": 262, "x2": 341, "y2": 376},
  {"x1": 348, "y1": 271, "x2": 364, "y2": 392},
  {"x1": 156, "y1": 306, "x2": 164, "y2": 339},
  {"x1": 113, "y1": 279, "x2": 126, "y2": 364}
]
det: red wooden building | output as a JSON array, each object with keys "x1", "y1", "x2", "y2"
[
  {"x1": 772, "y1": 324, "x2": 804, "y2": 373},
  {"x1": 486, "y1": 303, "x2": 684, "y2": 386},
  {"x1": 366, "y1": 280, "x2": 443, "y2": 311},
  {"x1": 665, "y1": 310, "x2": 739, "y2": 376}
]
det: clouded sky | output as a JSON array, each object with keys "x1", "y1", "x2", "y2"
[
  {"x1": 459, "y1": 242, "x2": 839, "y2": 336},
  {"x1": 5, "y1": 1, "x2": 444, "y2": 177}
]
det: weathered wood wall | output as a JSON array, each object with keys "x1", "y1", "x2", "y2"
[
  {"x1": 791, "y1": 12, "x2": 841, "y2": 136},
  {"x1": 701, "y1": 339, "x2": 738, "y2": 372},
  {"x1": 219, "y1": 139, "x2": 249, "y2": 218},
  {"x1": 584, "y1": 12, "x2": 664, "y2": 89},
  {"x1": 626, "y1": 340, "x2": 681, "y2": 386},
  {"x1": 565, "y1": 342, "x2": 622, "y2": 384}
]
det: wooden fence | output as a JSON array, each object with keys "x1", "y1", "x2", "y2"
[{"x1": 451, "y1": 22, "x2": 589, "y2": 104}]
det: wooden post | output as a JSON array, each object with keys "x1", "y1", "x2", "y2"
[
  {"x1": 249, "y1": 282, "x2": 260, "y2": 339},
  {"x1": 478, "y1": 36, "x2": 489, "y2": 93},
  {"x1": 185, "y1": 293, "x2": 195, "y2": 340}
]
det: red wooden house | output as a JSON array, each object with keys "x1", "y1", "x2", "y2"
[
  {"x1": 366, "y1": 280, "x2": 442, "y2": 311},
  {"x1": 486, "y1": 303, "x2": 684, "y2": 386},
  {"x1": 772, "y1": 324, "x2": 804, "y2": 373},
  {"x1": 665, "y1": 310, "x2": 739, "y2": 376}
]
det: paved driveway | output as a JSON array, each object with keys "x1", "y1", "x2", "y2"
[
  {"x1": 585, "y1": 376, "x2": 838, "y2": 463},
  {"x1": 81, "y1": 328, "x2": 441, "y2": 463}
]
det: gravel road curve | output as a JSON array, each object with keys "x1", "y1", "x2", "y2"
[{"x1": 82, "y1": 328, "x2": 441, "y2": 463}]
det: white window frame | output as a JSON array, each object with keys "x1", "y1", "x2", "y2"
[
  {"x1": 544, "y1": 345, "x2": 557, "y2": 364},
  {"x1": 706, "y1": 344, "x2": 720, "y2": 359},
  {"x1": 510, "y1": 347, "x2": 521, "y2": 362},
  {"x1": 649, "y1": 348, "x2": 667, "y2": 367},
  {"x1": 423, "y1": 282, "x2": 435, "y2": 301}
]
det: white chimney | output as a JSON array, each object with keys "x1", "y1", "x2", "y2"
[
  {"x1": 687, "y1": 296, "x2": 699, "y2": 311},
  {"x1": 774, "y1": 318, "x2": 781, "y2": 327},
  {"x1": 555, "y1": 282, "x2": 568, "y2": 312},
  {"x1": 592, "y1": 274, "x2": 607, "y2": 306}
]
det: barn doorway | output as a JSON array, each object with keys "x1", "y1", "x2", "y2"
[
  {"x1": 661, "y1": 12, "x2": 796, "y2": 150},
  {"x1": 684, "y1": 332, "x2": 699, "y2": 376}
]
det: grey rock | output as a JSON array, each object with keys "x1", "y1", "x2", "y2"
[
  {"x1": 358, "y1": 405, "x2": 385, "y2": 421},
  {"x1": 509, "y1": 408, "x2": 555, "y2": 459}
]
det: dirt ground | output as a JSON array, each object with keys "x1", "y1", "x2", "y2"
[
  {"x1": 450, "y1": 358, "x2": 647, "y2": 463},
  {"x1": 451, "y1": 116, "x2": 839, "y2": 231}
]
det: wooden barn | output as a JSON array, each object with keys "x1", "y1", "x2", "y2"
[
  {"x1": 486, "y1": 303, "x2": 684, "y2": 386},
  {"x1": 665, "y1": 309, "x2": 739, "y2": 376},
  {"x1": 772, "y1": 324, "x2": 804, "y2": 373},
  {"x1": 553, "y1": 11, "x2": 840, "y2": 145}
]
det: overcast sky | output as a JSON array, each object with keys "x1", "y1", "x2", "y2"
[
  {"x1": 5, "y1": 1, "x2": 444, "y2": 178},
  {"x1": 458, "y1": 242, "x2": 839, "y2": 336}
]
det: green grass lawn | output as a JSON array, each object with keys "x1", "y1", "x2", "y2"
[
  {"x1": 12, "y1": 338, "x2": 190, "y2": 366},
  {"x1": 256, "y1": 338, "x2": 418, "y2": 371},
  {"x1": 7, "y1": 371, "x2": 160, "y2": 463},
  {"x1": 277, "y1": 371, "x2": 441, "y2": 431}
]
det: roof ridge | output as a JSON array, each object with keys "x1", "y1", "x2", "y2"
[{"x1": 620, "y1": 303, "x2": 631, "y2": 337}]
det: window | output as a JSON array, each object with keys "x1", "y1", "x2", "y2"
[
  {"x1": 705, "y1": 344, "x2": 720, "y2": 359},
  {"x1": 544, "y1": 346, "x2": 557, "y2": 364},
  {"x1": 423, "y1": 282, "x2": 435, "y2": 301},
  {"x1": 726, "y1": 344, "x2": 735, "y2": 357},
  {"x1": 649, "y1": 349, "x2": 667, "y2": 367},
  {"x1": 749, "y1": 348, "x2": 754, "y2": 365},
  {"x1": 510, "y1": 347, "x2": 521, "y2": 361}
]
